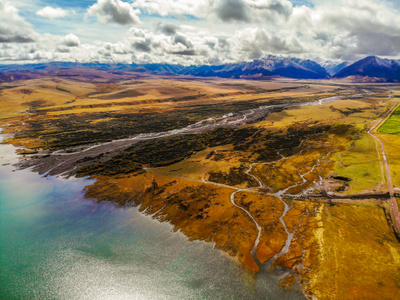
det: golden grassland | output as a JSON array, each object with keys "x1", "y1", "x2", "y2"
[
  {"x1": 377, "y1": 133, "x2": 400, "y2": 188},
  {"x1": 0, "y1": 74, "x2": 382, "y2": 119},
  {"x1": 0, "y1": 75, "x2": 288, "y2": 117},
  {"x1": 2, "y1": 73, "x2": 400, "y2": 298},
  {"x1": 307, "y1": 204, "x2": 400, "y2": 299}
]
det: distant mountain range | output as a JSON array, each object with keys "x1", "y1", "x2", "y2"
[
  {"x1": 323, "y1": 61, "x2": 350, "y2": 76},
  {"x1": 0, "y1": 56, "x2": 330, "y2": 80},
  {"x1": 184, "y1": 55, "x2": 330, "y2": 79},
  {"x1": 0, "y1": 55, "x2": 399, "y2": 81},
  {"x1": 333, "y1": 56, "x2": 400, "y2": 81}
]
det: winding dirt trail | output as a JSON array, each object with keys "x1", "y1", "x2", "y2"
[
  {"x1": 229, "y1": 165, "x2": 263, "y2": 265},
  {"x1": 367, "y1": 102, "x2": 400, "y2": 235}
]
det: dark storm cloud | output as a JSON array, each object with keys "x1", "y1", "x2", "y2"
[
  {"x1": 173, "y1": 34, "x2": 193, "y2": 49},
  {"x1": 215, "y1": 0, "x2": 251, "y2": 22},
  {"x1": 249, "y1": 0, "x2": 292, "y2": 18},
  {"x1": 322, "y1": 6, "x2": 400, "y2": 58},
  {"x1": 156, "y1": 23, "x2": 179, "y2": 36},
  {"x1": 218, "y1": 37, "x2": 230, "y2": 49},
  {"x1": 347, "y1": 31, "x2": 400, "y2": 57},
  {"x1": 63, "y1": 40, "x2": 79, "y2": 47},
  {"x1": 57, "y1": 46, "x2": 71, "y2": 53},
  {"x1": 205, "y1": 40, "x2": 216, "y2": 49},
  {"x1": 172, "y1": 49, "x2": 196, "y2": 55},
  {"x1": 0, "y1": 35, "x2": 34, "y2": 43},
  {"x1": 133, "y1": 41, "x2": 152, "y2": 52}
]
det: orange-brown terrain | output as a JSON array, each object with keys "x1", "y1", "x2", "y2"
[{"x1": 2, "y1": 69, "x2": 400, "y2": 299}]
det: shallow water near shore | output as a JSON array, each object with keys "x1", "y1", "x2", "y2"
[{"x1": 0, "y1": 133, "x2": 305, "y2": 299}]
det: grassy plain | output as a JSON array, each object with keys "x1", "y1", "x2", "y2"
[
  {"x1": 376, "y1": 103, "x2": 400, "y2": 189},
  {"x1": 308, "y1": 204, "x2": 400, "y2": 299},
  {"x1": 333, "y1": 133, "x2": 384, "y2": 193},
  {"x1": 376, "y1": 132, "x2": 400, "y2": 189},
  {"x1": 1, "y1": 70, "x2": 400, "y2": 298}
]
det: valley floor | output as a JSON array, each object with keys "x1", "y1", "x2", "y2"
[{"x1": 2, "y1": 71, "x2": 400, "y2": 299}]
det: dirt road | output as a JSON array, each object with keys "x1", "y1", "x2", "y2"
[{"x1": 367, "y1": 102, "x2": 400, "y2": 235}]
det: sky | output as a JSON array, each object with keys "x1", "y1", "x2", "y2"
[{"x1": 1, "y1": 0, "x2": 400, "y2": 65}]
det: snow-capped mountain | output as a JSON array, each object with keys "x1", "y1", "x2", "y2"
[{"x1": 333, "y1": 56, "x2": 400, "y2": 81}]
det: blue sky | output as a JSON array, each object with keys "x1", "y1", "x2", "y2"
[{"x1": 2, "y1": 0, "x2": 400, "y2": 65}]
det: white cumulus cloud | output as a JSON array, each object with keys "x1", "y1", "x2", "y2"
[
  {"x1": 0, "y1": 0, "x2": 37, "y2": 43},
  {"x1": 133, "y1": 0, "x2": 209, "y2": 18},
  {"x1": 88, "y1": 0, "x2": 141, "y2": 26},
  {"x1": 61, "y1": 34, "x2": 80, "y2": 47},
  {"x1": 2, "y1": 0, "x2": 400, "y2": 64},
  {"x1": 36, "y1": 6, "x2": 68, "y2": 19}
]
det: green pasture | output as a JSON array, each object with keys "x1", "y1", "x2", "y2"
[{"x1": 378, "y1": 106, "x2": 400, "y2": 135}]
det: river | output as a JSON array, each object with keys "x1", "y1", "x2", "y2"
[{"x1": 0, "y1": 130, "x2": 305, "y2": 299}]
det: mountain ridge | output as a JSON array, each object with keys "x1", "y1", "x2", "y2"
[
  {"x1": 0, "y1": 56, "x2": 330, "y2": 80},
  {"x1": 334, "y1": 56, "x2": 400, "y2": 81},
  {"x1": 1, "y1": 55, "x2": 399, "y2": 81}
]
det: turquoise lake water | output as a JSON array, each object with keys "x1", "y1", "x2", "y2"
[{"x1": 0, "y1": 135, "x2": 305, "y2": 299}]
